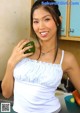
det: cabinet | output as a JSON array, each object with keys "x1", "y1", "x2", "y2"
[
  {"x1": 56, "y1": 0, "x2": 80, "y2": 41},
  {"x1": 56, "y1": 0, "x2": 67, "y2": 36},
  {"x1": 70, "y1": 0, "x2": 80, "y2": 37},
  {"x1": 33, "y1": 0, "x2": 80, "y2": 41}
]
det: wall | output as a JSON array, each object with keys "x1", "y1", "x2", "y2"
[
  {"x1": 59, "y1": 40, "x2": 80, "y2": 65},
  {"x1": 0, "y1": 0, "x2": 31, "y2": 80}
]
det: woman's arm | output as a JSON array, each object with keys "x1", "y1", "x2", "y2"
[
  {"x1": 64, "y1": 52, "x2": 80, "y2": 92},
  {"x1": 1, "y1": 39, "x2": 33, "y2": 98},
  {"x1": 1, "y1": 61, "x2": 14, "y2": 98}
]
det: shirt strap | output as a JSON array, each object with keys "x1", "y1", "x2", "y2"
[{"x1": 60, "y1": 50, "x2": 64, "y2": 65}]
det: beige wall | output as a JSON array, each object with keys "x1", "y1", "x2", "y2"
[{"x1": 0, "y1": 0, "x2": 31, "y2": 80}]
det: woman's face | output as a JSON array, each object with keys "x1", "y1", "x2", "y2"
[{"x1": 33, "y1": 7, "x2": 57, "y2": 41}]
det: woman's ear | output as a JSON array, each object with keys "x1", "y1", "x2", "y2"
[{"x1": 59, "y1": 16, "x2": 62, "y2": 23}]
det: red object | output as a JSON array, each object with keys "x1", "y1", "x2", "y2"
[{"x1": 72, "y1": 90, "x2": 80, "y2": 105}]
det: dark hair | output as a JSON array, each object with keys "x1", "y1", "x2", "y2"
[{"x1": 31, "y1": 0, "x2": 62, "y2": 61}]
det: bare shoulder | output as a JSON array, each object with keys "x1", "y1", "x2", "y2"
[
  {"x1": 64, "y1": 51, "x2": 76, "y2": 63},
  {"x1": 62, "y1": 50, "x2": 79, "y2": 72}
]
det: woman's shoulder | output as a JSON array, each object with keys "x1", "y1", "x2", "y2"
[
  {"x1": 61, "y1": 50, "x2": 78, "y2": 71},
  {"x1": 58, "y1": 49, "x2": 75, "y2": 64},
  {"x1": 64, "y1": 50, "x2": 76, "y2": 63}
]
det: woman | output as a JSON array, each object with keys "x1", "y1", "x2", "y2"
[{"x1": 1, "y1": 0, "x2": 80, "y2": 113}]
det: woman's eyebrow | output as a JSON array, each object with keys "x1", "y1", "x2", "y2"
[{"x1": 33, "y1": 15, "x2": 51, "y2": 20}]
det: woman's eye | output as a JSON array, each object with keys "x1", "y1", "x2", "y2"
[
  {"x1": 45, "y1": 18, "x2": 50, "y2": 21},
  {"x1": 33, "y1": 21, "x2": 39, "y2": 24}
]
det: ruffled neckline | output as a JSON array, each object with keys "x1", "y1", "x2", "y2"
[{"x1": 25, "y1": 57, "x2": 60, "y2": 66}]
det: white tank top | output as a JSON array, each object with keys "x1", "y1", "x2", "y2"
[{"x1": 13, "y1": 50, "x2": 64, "y2": 113}]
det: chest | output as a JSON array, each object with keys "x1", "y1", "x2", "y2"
[{"x1": 13, "y1": 58, "x2": 63, "y2": 87}]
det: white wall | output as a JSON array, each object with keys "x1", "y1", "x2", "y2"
[{"x1": 0, "y1": 0, "x2": 31, "y2": 80}]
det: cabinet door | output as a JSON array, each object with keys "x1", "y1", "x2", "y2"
[
  {"x1": 56, "y1": 0, "x2": 67, "y2": 36},
  {"x1": 69, "y1": 0, "x2": 80, "y2": 37}
]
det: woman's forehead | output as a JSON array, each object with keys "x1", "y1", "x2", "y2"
[{"x1": 33, "y1": 7, "x2": 51, "y2": 19}]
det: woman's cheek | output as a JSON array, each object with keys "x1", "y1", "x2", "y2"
[{"x1": 33, "y1": 25, "x2": 38, "y2": 32}]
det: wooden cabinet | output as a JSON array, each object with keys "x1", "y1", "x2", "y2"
[
  {"x1": 56, "y1": 0, "x2": 80, "y2": 41},
  {"x1": 69, "y1": 0, "x2": 80, "y2": 37},
  {"x1": 33, "y1": 0, "x2": 80, "y2": 41},
  {"x1": 56, "y1": 0, "x2": 68, "y2": 36}
]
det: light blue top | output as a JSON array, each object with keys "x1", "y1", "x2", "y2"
[{"x1": 13, "y1": 50, "x2": 64, "y2": 113}]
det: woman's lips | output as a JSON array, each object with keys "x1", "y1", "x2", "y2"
[{"x1": 40, "y1": 31, "x2": 48, "y2": 37}]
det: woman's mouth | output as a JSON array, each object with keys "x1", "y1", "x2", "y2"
[{"x1": 40, "y1": 31, "x2": 48, "y2": 37}]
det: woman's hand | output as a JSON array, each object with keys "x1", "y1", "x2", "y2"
[{"x1": 8, "y1": 39, "x2": 33, "y2": 67}]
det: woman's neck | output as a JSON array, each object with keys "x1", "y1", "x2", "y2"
[{"x1": 40, "y1": 39, "x2": 57, "y2": 52}]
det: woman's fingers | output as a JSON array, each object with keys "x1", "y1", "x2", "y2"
[
  {"x1": 9, "y1": 39, "x2": 34, "y2": 66},
  {"x1": 23, "y1": 52, "x2": 34, "y2": 57},
  {"x1": 22, "y1": 45, "x2": 33, "y2": 53},
  {"x1": 17, "y1": 39, "x2": 29, "y2": 48}
]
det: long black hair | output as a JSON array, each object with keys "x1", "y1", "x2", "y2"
[{"x1": 31, "y1": 0, "x2": 62, "y2": 62}]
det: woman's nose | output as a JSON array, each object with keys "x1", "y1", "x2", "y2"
[{"x1": 39, "y1": 21, "x2": 45, "y2": 29}]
